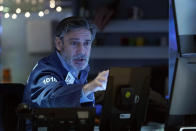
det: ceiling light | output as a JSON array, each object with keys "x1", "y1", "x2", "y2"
[
  {"x1": 38, "y1": 11, "x2": 44, "y2": 17},
  {"x1": 50, "y1": 0, "x2": 55, "y2": 8},
  {"x1": 50, "y1": 3, "x2": 55, "y2": 8},
  {"x1": 44, "y1": 9, "x2": 49, "y2": 15},
  {"x1": 12, "y1": 13, "x2": 17, "y2": 19},
  {"x1": 0, "y1": 6, "x2": 3, "y2": 11},
  {"x1": 4, "y1": 13, "x2": 9, "y2": 18},
  {"x1": 16, "y1": 8, "x2": 21, "y2": 14},
  {"x1": 25, "y1": 12, "x2": 30, "y2": 18},
  {"x1": 50, "y1": 0, "x2": 55, "y2": 3},
  {"x1": 56, "y1": 6, "x2": 62, "y2": 12}
]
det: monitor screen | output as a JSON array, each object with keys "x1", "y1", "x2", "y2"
[
  {"x1": 173, "y1": 0, "x2": 196, "y2": 55},
  {"x1": 169, "y1": 58, "x2": 196, "y2": 115},
  {"x1": 166, "y1": 57, "x2": 196, "y2": 130}
]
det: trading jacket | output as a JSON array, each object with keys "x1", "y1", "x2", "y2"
[{"x1": 23, "y1": 52, "x2": 94, "y2": 108}]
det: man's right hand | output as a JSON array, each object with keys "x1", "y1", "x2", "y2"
[{"x1": 83, "y1": 70, "x2": 109, "y2": 96}]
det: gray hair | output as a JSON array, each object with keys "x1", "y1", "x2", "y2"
[{"x1": 55, "y1": 16, "x2": 97, "y2": 41}]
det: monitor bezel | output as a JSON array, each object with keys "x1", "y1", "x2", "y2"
[{"x1": 172, "y1": 0, "x2": 182, "y2": 56}]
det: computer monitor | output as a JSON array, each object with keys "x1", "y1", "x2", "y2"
[
  {"x1": 166, "y1": 0, "x2": 196, "y2": 130},
  {"x1": 166, "y1": 57, "x2": 196, "y2": 130},
  {"x1": 100, "y1": 67, "x2": 151, "y2": 131},
  {"x1": 168, "y1": 0, "x2": 178, "y2": 100},
  {"x1": 0, "y1": 83, "x2": 25, "y2": 131},
  {"x1": 173, "y1": 0, "x2": 196, "y2": 56}
]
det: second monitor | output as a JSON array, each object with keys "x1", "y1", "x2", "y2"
[{"x1": 100, "y1": 67, "x2": 151, "y2": 131}]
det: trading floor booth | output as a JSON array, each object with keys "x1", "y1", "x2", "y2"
[{"x1": 17, "y1": 67, "x2": 152, "y2": 131}]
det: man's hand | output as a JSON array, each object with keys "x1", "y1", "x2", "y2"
[{"x1": 83, "y1": 70, "x2": 109, "y2": 96}]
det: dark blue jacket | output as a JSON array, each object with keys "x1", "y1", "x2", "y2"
[{"x1": 23, "y1": 52, "x2": 94, "y2": 108}]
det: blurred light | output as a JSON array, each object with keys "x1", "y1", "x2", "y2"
[
  {"x1": 0, "y1": 6, "x2": 3, "y2": 11},
  {"x1": 50, "y1": 3, "x2": 55, "y2": 8},
  {"x1": 4, "y1": 13, "x2": 9, "y2": 18},
  {"x1": 50, "y1": 0, "x2": 55, "y2": 3},
  {"x1": 50, "y1": 0, "x2": 55, "y2": 4},
  {"x1": 50, "y1": 0, "x2": 55, "y2": 8},
  {"x1": 31, "y1": 0, "x2": 36, "y2": 5},
  {"x1": 0, "y1": 0, "x2": 3, "y2": 4},
  {"x1": 3, "y1": 7, "x2": 9, "y2": 13},
  {"x1": 16, "y1": 0, "x2": 21, "y2": 4},
  {"x1": 56, "y1": 6, "x2": 62, "y2": 12},
  {"x1": 25, "y1": 12, "x2": 30, "y2": 18},
  {"x1": 38, "y1": 0, "x2": 44, "y2": 3},
  {"x1": 44, "y1": 9, "x2": 49, "y2": 15},
  {"x1": 12, "y1": 13, "x2": 17, "y2": 19},
  {"x1": 38, "y1": 11, "x2": 44, "y2": 17},
  {"x1": 16, "y1": 8, "x2": 21, "y2": 14}
]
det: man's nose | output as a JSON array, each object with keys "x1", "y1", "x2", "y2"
[{"x1": 76, "y1": 43, "x2": 85, "y2": 54}]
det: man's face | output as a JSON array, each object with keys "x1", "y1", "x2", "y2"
[{"x1": 56, "y1": 28, "x2": 92, "y2": 72}]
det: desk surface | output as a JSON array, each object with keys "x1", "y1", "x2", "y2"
[
  {"x1": 94, "y1": 122, "x2": 165, "y2": 131},
  {"x1": 141, "y1": 122, "x2": 165, "y2": 131}
]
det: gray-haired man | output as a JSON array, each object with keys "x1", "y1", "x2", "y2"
[{"x1": 23, "y1": 16, "x2": 109, "y2": 108}]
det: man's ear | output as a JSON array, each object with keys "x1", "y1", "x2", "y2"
[{"x1": 55, "y1": 37, "x2": 63, "y2": 52}]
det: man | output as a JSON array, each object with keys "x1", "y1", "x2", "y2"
[{"x1": 23, "y1": 16, "x2": 109, "y2": 108}]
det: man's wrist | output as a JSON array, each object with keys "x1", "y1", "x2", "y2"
[{"x1": 83, "y1": 83, "x2": 91, "y2": 96}]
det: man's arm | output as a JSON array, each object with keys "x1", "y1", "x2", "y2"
[
  {"x1": 26, "y1": 70, "x2": 109, "y2": 108},
  {"x1": 28, "y1": 73, "x2": 83, "y2": 108}
]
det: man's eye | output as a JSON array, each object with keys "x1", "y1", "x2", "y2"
[
  {"x1": 84, "y1": 41, "x2": 91, "y2": 46},
  {"x1": 70, "y1": 41, "x2": 78, "y2": 46}
]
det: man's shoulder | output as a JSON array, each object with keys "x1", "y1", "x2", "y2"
[
  {"x1": 30, "y1": 52, "x2": 67, "y2": 78},
  {"x1": 37, "y1": 52, "x2": 62, "y2": 69},
  {"x1": 32, "y1": 54, "x2": 55, "y2": 71},
  {"x1": 39, "y1": 52, "x2": 57, "y2": 65}
]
